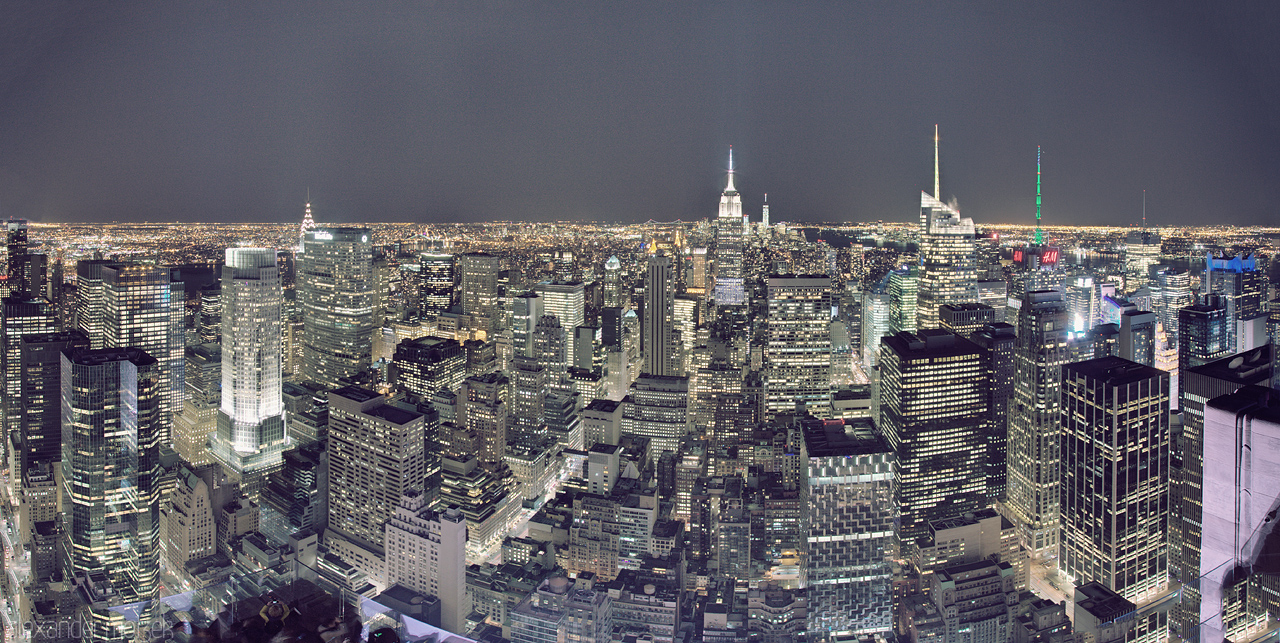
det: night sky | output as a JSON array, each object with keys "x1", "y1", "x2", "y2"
[{"x1": 2, "y1": 2, "x2": 1277, "y2": 227}]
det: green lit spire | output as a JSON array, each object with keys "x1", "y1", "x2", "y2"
[{"x1": 1034, "y1": 146, "x2": 1043, "y2": 245}]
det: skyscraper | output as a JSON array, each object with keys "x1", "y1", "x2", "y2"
[
  {"x1": 74, "y1": 259, "x2": 116, "y2": 349},
  {"x1": 1060, "y1": 357, "x2": 1169, "y2": 620},
  {"x1": 1168, "y1": 345, "x2": 1273, "y2": 642},
  {"x1": 1200, "y1": 385, "x2": 1280, "y2": 642},
  {"x1": 391, "y1": 335, "x2": 466, "y2": 400},
  {"x1": 801, "y1": 417, "x2": 896, "y2": 639},
  {"x1": 513, "y1": 292, "x2": 544, "y2": 358},
  {"x1": 534, "y1": 281, "x2": 585, "y2": 366},
  {"x1": 385, "y1": 492, "x2": 470, "y2": 634},
  {"x1": 462, "y1": 372, "x2": 510, "y2": 468},
  {"x1": 2, "y1": 294, "x2": 55, "y2": 461},
  {"x1": 643, "y1": 254, "x2": 676, "y2": 377},
  {"x1": 1203, "y1": 252, "x2": 1267, "y2": 352},
  {"x1": 879, "y1": 329, "x2": 988, "y2": 551},
  {"x1": 887, "y1": 267, "x2": 919, "y2": 335},
  {"x1": 460, "y1": 252, "x2": 501, "y2": 328},
  {"x1": 61, "y1": 347, "x2": 162, "y2": 643},
  {"x1": 621, "y1": 374, "x2": 690, "y2": 460},
  {"x1": 102, "y1": 263, "x2": 185, "y2": 446},
  {"x1": 714, "y1": 148, "x2": 746, "y2": 307},
  {"x1": 326, "y1": 386, "x2": 426, "y2": 582},
  {"x1": 210, "y1": 248, "x2": 286, "y2": 501},
  {"x1": 174, "y1": 343, "x2": 220, "y2": 466},
  {"x1": 1006, "y1": 290, "x2": 1070, "y2": 559},
  {"x1": 419, "y1": 252, "x2": 456, "y2": 316},
  {"x1": 765, "y1": 275, "x2": 833, "y2": 417},
  {"x1": 19, "y1": 331, "x2": 89, "y2": 477},
  {"x1": 6, "y1": 219, "x2": 28, "y2": 286},
  {"x1": 970, "y1": 322, "x2": 1015, "y2": 503},
  {"x1": 603, "y1": 255, "x2": 623, "y2": 307},
  {"x1": 1118, "y1": 309, "x2": 1157, "y2": 367},
  {"x1": 917, "y1": 129, "x2": 978, "y2": 329},
  {"x1": 1178, "y1": 295, "x2": 1232, "y2": 378},
  {"x1": 300, "y1": 227, "x2": 374, "y2": 388}
]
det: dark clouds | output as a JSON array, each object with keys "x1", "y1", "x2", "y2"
[{"x1": 0, "y1": 1, "x2": 1277, "y2": 227}]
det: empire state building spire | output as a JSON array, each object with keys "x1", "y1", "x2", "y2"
[{"x1": 724, "y1": 146, "x2": 737, "y2": 193}]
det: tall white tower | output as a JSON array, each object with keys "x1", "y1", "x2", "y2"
[
  {"x1": 211, "y1": 248, "x2": 286, "y2": 500},
  {"x1": 715, "y1": 147, "x2": 746, "y2": 306}
]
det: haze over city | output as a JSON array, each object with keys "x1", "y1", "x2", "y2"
[{"x1": 1, "y1": 2, "x2": 1278, "y2": 226}]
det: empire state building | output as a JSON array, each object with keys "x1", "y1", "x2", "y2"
[{"x1": 714, "y1": 148, "x2": 746, "y2": 306}]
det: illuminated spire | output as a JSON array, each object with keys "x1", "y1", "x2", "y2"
[
  {"x1": 1034, "y1": 146, "x2": 1043, "y2": 245},
  {"x1": 725, "y1": 145, "x2": 736, "y2": 193},
  {"x1": 933, "y1": 125, "x2": 940, "y2": 201}
]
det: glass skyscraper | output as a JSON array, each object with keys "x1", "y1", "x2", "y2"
[
  {"x1": 61, "y1": 347, "x2": 162, "y2": 643},
  {"x1": 300, "y1": 227, "x2": 374, "y2": 388}
]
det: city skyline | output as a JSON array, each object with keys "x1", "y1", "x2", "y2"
[{"x1": 1, "y1": 3, "x2": 1278, "y2": 227}]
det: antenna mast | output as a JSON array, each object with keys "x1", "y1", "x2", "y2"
[{"x1": 1034, "y1": 147, "x2": 1043, "y2": 245}]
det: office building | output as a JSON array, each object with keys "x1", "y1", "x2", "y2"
[
  {"x1": 510, "y1": 576, "x2": 612, "y2": 643},
  {"x1": 1178, "y1": 295, "x2": 1234, "y2": 384},
  {"x1": 74, "y1": 259, "x2": 116, "y2": 349},
  {"x1": 643, "y1": 254, "x2": 676, "y2": 377},
  {"x1": 917, "y1": 201, "x2": 978, "y2": 329},
  {"x1": 99, "y1": 263, "x2": 185, "y2": 447},
  {"x1": 801, "y1": 417, "x2": 896, "y2": 639},
  {"x1": 174, "y1": 343, "x2": 220, "y2": 466},
  {"x1": 1169, "y1": 345, "x2": 1272, "y2": 642},
  {"x1": 970, "y1": 322, "x2": 1015, "y2": 503},
  {"x1": 1198, "y1": 385, "x2": 1280, "y2": 642},
  {"x1": 1060, "y1": 357, "x2": 1170, "y2": 611},
  {"x1": 326, "y1": 386, "x2": 425, "y2": 582},
  {"x1": 603, "y1": 254, "x2": 623, "y2": 307},
  {"x1": 61, "y1": 347, "x2": 162, "y2": 642},
  {"x1": 938, "y1": 302, "x2": 997, "y2": 339},
  {"x1": 621, "y1": 374, "x2": 690, "y2": 460},
  {"x1": 513, "y1": 292, "x2": 544, "y2": 358},
  {"x1": 1118, "y1": 309, "x2": 1157, "y2": 367},
  {"x1": 3, "y1": 294, "x2": 55, "y2": 462},
  {"x1": 888, "y1": 267, "x2": 919, "y2": 335},
  {"x1": 462, "y1": 372, "x2": 510, "y2": 468},
  {"x1": 534, "y1": 281, "x2": 585, "y2": 366},
  {"x1": 209, "y1": 248, "x2": 287, "y2": 502},
  {"x1": 460, "y1": 252, "x2": 501, "y2": 330},
  {"x1": 861, "y1": 289, "x2": 891, "y2": 368},
  {"x1": 765, "y1": 276, "x2": 833, "y2": 417},
  {"x1": 1203, "y1": 252, "x2": 1266, "y2": 352},
  {"x1": 6, "y1": 219, "x2": 27, "y2": 285},
  {"x1": 879, "y1": 329, "x2": 988, "y2": 551},
  {"x1": 1125, "y1": 230, "x2": 1161, "y2": 292},
  {"x1": 162, "y1": 463, "x2": 218, "y2": 570},
  {"x1": 534, "y1": 314, "x2": 568, "y2": 389},
  {"x1": 18, "y1": 331, "x2": 89, "y2": 476},
  {"x1": 299, "y1": 227, "x2": 374, "y2": 388},
  {"x1": 1006, "y1": 290, "x2": 1070, "y2": 559},
  {"x1": 263, "y1": 439, "x2": 329, "y2": 540},
  {"x1": 419, "y1": 252, "x2": 456, "y2": 316},
  {"x1": 391, "y1": 335, "x2": 465, "y2": 400},
  {"x1": 1154, "y1": 267, "x2": 1191, "y2": 343},
  {"x1": 385, "y1": 491, "x2": 470, "y2": 634}
]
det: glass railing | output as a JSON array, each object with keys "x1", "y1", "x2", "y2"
[{"x1": 95, "y1": 559, "x2": 476, "y2": 643}]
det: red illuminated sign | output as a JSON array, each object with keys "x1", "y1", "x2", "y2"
[
  {"x1": 1042, "y1": 249, "x2": 1058, "y2": 265},
  {"x1": 1013, "y1": 250, "x2": 1023, "y2": 263}
]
